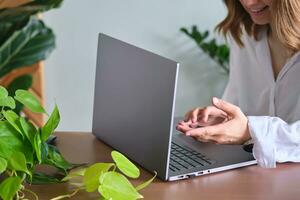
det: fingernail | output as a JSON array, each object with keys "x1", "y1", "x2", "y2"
[
  {"x1": 213, "y1": 97, "x2": 219, "y2": 104},
  {"x1": 186, "y1": 132, "x2": 191, "y2": 136}
]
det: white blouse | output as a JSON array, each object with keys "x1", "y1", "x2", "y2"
[{"x1": 222, "y1": 29, "x2": 300, "y2": 168}]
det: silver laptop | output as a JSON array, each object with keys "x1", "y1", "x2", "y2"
[{"x1": 92, "y1": 33, "x2": 256, "y2": 181}]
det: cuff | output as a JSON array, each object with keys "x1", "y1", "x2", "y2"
[{"x1": 247, "y1": 116, "x2": 276, "y2": 168}]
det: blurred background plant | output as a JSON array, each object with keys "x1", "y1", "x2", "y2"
[
  {"x1": 180, "y1": 25, "x2": 230, "y2": 75},
  {"x1": 0, "y1": 0, "x2": 62, "y2": 125}
]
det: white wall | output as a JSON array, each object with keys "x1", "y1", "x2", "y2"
[{"x1": 43, "y1": 0, "x2": 228, "y2": 131}]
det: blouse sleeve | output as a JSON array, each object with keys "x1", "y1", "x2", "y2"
[{"x1": 248, "y1": 116, "x2": 300, "y2": 168}]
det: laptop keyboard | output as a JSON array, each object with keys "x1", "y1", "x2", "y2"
[{"x1": 169, "y1": 142, "x2": 216, "y2": 172}]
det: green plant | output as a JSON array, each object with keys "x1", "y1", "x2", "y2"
[
  {"x1": 180, "y1": 25, "x2": 230, "y2": 74},
  {"x1": 0, "y1": 0, "x2": 63, "y2": 114},
  {"x1": 0, "y1": 86, "x2": 155, "y2": 200},
  {"x1": 58, "y1": 151, "x2": 157, "y2": 200},
  {"x1": 0, "y1": 85, "x2": 75, "y2": 199}
]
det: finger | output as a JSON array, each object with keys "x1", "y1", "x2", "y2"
[
  {"x1": 186, "y1": 123, "x2": 225, "y2": 137},
  {"x1": 184, "y1": 110, "x2": 195, "y2": 122},
  {"x1": 199, "y1": 106, "x2": 227, "y2": 123},
  {"x1": 176, "y1": 123, "x2": 193, "y2": 133},
  {"x1": 212, "y1": 97, "x2": 240, "y2": 116},
  {"x1": 191, "y1": 108, "x2": 201, "y2": 123}
]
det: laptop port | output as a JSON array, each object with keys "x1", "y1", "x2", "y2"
[
  {"x1": 187, "y1": 174, "x2": 196, "y2": 178},
  {"x1": 197, "y1": 171, "x2": 204, "y2": 175}
]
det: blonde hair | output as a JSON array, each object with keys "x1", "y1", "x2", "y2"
[{"x1": 216, "y1": 0, "x2": 300, "y2": 53}]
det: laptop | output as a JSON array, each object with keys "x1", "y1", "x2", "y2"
[{"x1": 92, "y1": 33, "x2": 256, "y2": 181}]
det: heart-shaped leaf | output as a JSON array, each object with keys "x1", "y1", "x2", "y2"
[
  {"x1": 111, "y1": 151, "x2": 140, "y2": 178},
  {"x1": 98, "y1": 172, "x2": 143, "y2": 200}
]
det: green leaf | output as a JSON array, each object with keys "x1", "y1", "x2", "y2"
[
  {"x1": 111, "y1": 151, "x2": 140, "y2": 179},
  {"x1": 2, "y1": 110, "x2": 22, "y2": 135},
  {"x1": 43, "y1": 145, "x2": 73, "y2": 173},
  {"x1": 62, "y1": 168, "x2": 86, "y2": 182},
  {"x1": 19, "y1": 117, "x2": 36, "y2": 145},
  {"x1": 0, "y1": 17, "x2": 55, "y2": 78},
  {"x1": 83, "y1": 163, "x2": 114, "y2": 192},
  {"x1": 34, "y1": 132, "x2": 42, "y2": 163},
  {"x1": 0, "y1": 121, "x2": 32, "y2": 160},
  {"x1": 7, "y1": 151, "x2": 30, "y2": 175},
  {"x1": 14, "y1": 89, "x2": 46, "y2": 114},
  {"x1": 6, "y1": 74, "x2": 33, "y2": 114},
  {"x1": 41, "y1": 104, "x2": 60, "y2": 141},
  {"x1": 98, "y1": 172, "x2": 143, "y2": 200},
  {"x1": 0, "y1": 157, "x2": 7, "y2": 174},
  {"x1": 0, "y1": 96, "x2": 15, "y2": 109},
  {"x1": 0, "y1": 86, "x2": 8, "y2": 98},
  {"x1": 136, "y1": 171, "x2": 157, "y2": 191},
  {"x1": 0, "y1": 176, "x2": 22, "y2": 200},
  {"x1": 29, "y1": 172, "x2": 61, "y2": 184}
]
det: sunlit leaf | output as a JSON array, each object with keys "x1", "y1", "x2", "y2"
[
  {"x1": 98, "y1": 172, "x2": 143, "y2": 200},
  {"x1": 14, "y1": 89, "x2": 46, "y2": 114},
  {"x1": 7, "y1": 151, "x2": 30, "y2": 175},
  {"x1": 0, "y1": 96, "x2": 15, "y2": 109},
  {"x1": 62, "y1": 168, "x2": 86, "y2": 182},
  {"x1": 41, "y1": 104, "x2": 60, "y2": 141},
  {"x1": 83, "y1": 163, "x2": 114, "y2": 192},
  {"x1": 0, "y1": 86, "x2": 8, "y2": 98},
  {"x1": 0, "y1": 157, "x2": 7, "y2": 174},
  {"x1": 111, "y1": 151, "x2": 140, "y2": 179},
  {"x1": 0, "y1": 176, "x2": 22, "y2": 200},
  {"x1": 2, "y1": 110, "x2": 22, "y2": 136}
]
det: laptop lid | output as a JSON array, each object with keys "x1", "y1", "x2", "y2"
[{"x1": 92, "y1": 33, "x2": 179, "y2": 180}]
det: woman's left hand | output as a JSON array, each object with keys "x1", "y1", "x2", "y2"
[{"x1": 179, "y1": 97, "x2": 251, "y2": 145}]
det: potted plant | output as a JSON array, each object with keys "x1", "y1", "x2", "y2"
[
  {"x1": 0, "y1": 0, "x2": 63, "y2": 126},
  {"x1": 0, "y1": 85, "x2": 156, "y2": 200}
]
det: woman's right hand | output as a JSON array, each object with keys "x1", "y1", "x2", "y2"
[{"x1": 176, "y1": 106, "x2": 228, "y2": 133}]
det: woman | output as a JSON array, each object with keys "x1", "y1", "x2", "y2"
[{"x1": 176, "y1": 0, "x2": 300, "y2": 168}]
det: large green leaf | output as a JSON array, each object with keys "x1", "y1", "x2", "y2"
[
  {"x1": 2, "y1": 110, "x2": 22, "y2": 136},
  {"x1": 0, "y1": 121, "x2": 30, "y2": 159},
  {"x1": 7, "y1": 151, "x2": 30, "y2": 175},
  {"x1": 14, "y1": 89, "x2": 46, "y2": 114},
  {"x1": 0, "y1": 176, "x2": 22, "y2": 200},
  {"x1": 98, "y1": 172, "x2": 143, "y2": 200},
  {"x1": 41, "y1": 104, "x2": 60, "y2": 141},
  {"x1": 83, "y1": 163, "x2": 114, "y2": 192},
  {"x1": 111, "y1": 151, "x2": 140, "y2": 179},
  {"x1": 0, "y1": 157, "x2": 7, "y2": 174},
  {"x1": 0, "y1": 17, "x2": 55, "y2": 78}
]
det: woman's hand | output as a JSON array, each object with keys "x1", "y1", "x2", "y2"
[
  {"x1": 176, "y1": 104, "x2": 228, "y2": 133},
  {"x1": 177, "y1": 97, "x2": 251, "y2": 145}
]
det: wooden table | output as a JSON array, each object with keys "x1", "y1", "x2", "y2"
[{"x1": 29, "y1": 132, "x2": 300, "y2": 200}]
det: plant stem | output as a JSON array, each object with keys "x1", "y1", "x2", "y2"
[
  {"x1": 49, "y1": 188, "x2": 81, "y2": 200},
  {"x1": 23, "y1": 188, "x2": 39, "y2": 200}
]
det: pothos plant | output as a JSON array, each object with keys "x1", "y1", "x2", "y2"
[
  {"x1": 180, "y1": 25, "x2": 230, "y2": 74},
  {"x1": 0, "y1": 86, "x2": 155, "y2": 200}
]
